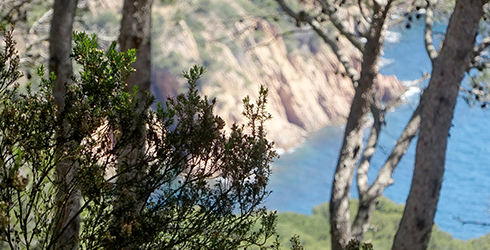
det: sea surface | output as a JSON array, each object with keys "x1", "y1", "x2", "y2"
[{"x1": 264, "y1": 18, "x2": 490, "y2": 240}]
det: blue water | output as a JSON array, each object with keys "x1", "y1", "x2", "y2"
[{"x1": 265, "y1": 18, "x2": 490, "y2": 240}]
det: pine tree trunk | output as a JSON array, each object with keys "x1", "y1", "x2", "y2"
[
  {"x1": 49, "y1": 0, "x2": 80, "y2": 249},
  {"x1": 392, "y1": 1, "x2": 484, "y2": 249},
  {"x1": 119, "y1": 0, "x2": 152, "y2": 105},
  {"x1": 329, "y1": 2, "x2": 391, "y2": 248},
  {"x1": 107, "y1": 0, "x2": 152, "y2": 248},
  {"x1": 50, "y1": 0, "x2": 78, "y2": 110}
]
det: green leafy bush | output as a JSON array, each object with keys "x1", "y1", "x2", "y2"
[{"x1": 0, "y1": 30, "x2": 278, "y2": 249}]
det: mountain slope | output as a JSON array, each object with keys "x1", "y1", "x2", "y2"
[
  {"x1": 10, "y1": 0, "x2": 405, "y2": 149},
  {"x1": 150, "y1": 0, "x2": 405, "y2": 149}
]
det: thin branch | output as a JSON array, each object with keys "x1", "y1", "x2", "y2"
[
  {"x1": 474, "y1": 36, "x2": 490, "y2": 56},
  {"x1": 46, "y1": 199, "x2": 90, "y2": 250},
  {"x1": 469, "y1": 36, "x2": 490, "y2": 71},
  {"x1": 459, "y1": 85, "x2": 490, "y2": 106},
  {"x1": 275, "y1": 0, "x2": 360, "y2": 82},
  {"x1": 469, "y1": 59, "x2": 490, "y2": 72},
  {"x1": 357, "y1": 101, "x2": 383, "y2": 196},
  {"x1": 209, "y1": 13, "x2": 285, "y2": 45},
  {"x1": 319, "y1": 1, "x2": 365, "y2": 51},
  {"x1": 0, "y1": 0, "x2": 31, "y2": 24},
  {"x1": 424, "y1": 0, "x2": 438, "y2": 61},
  {"x1": 454, "y1": 216, "x2": 490, "y2": 227},
  {"x1": 381, "y1": 0, "x2": 397, "y2": 28},
  {"x1": 367, "y1": 104, "x2": 421, "y2": 198},
  {"x1": 357, "y1": 0, "x2": 372, "y2": 25},
  {"x1": 385, "y1": 72, "x2": 430, "y2": 111},
  {"x1": 361, "y1": 72, "x2": 429, "y2": 198},
  {"x1": 247, "y1": 28, "x2": 313, "y2": 50}
]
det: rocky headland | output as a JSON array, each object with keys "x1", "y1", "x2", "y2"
[
  {"x1": 150, "y1": 0, "x2": 405, "y2": 150},
  {"x1": 13, "y1": 0, "x2": 406, "y2": 150}
]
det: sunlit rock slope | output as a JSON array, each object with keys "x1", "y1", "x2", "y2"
[
  {"x1": 149, "y1": 0, "x2": 404, "y2": 150},
  {"x1": 16, "y1": 0, "x2": 404, "y2": 150}
]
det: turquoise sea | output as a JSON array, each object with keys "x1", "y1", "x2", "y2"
[{"x1": 264, "y1": 18, "x2": 490, "y2": 240}]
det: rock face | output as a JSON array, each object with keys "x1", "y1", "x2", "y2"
[
  {"x1": 11, "y1": 0, "x2": 404, "y2": 150},
  {"x1": 151, "y1": 0, "x2": 405, "y2": 150}
]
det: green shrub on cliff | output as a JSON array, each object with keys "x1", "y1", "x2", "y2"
[{"x1": 271, "y1": 197, "x2": 490, "y2": 250}]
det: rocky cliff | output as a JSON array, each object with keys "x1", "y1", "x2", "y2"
[
  {"x1": 150, "y1": 0, "x2": 405, "y2": 150},
  {"x1": 13, "y1": 0, "x2": 405, "y2": 150}
]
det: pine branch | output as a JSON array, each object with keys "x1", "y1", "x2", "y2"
[
  {"x1": 319, "y1": 0, "x2": 365, "y2": 51},
  {"x1": 367, "y1": 103, "x2": 421, "y2": 198},
  {"x1": 356, "y1": 101, "x2": 383, "y2": 196},
  {"x1": 469, "y1": 37, "x2": 490, "y2": 71},
  {"x1": 247, "y1": 28, "x2": 313, "y2": 50},
  {"x1": 424, "y1": 0, "x2": 438, "y2": 61},
  {"x1": 474, "y1": 36, "x2": 490, "y2": 56},
  {"x1": 454, "y1": 216, "x2": 490, "y2": 227},
  {"x1": 275, "y1": 0, "x2": 360, "y2": 82},
  {"x1": 385, "y1": 72, "x2": 430, "y2": 111}
]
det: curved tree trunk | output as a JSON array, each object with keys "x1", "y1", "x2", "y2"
[
  {"x1": 50, "y1": 0, "x2": 78, "y2": 110},
  {"x1": 329, "y1": 2, "x2": 392, "y2": 249},
  {"x1": 352, "y1": 104, "x2": 421, "y2": 240},
  {"x1": 392, "y1": 1, "x2": 484, "y2": 249},
  {"x1": 119, "y1": 0, "x2": 152, "y2": 105},
  {"x1": 49, "y1": 0, "x2": 80, "y2": 249},
  {"x1": 107, "y1": 0, "x2": 152, "y2": 249}
]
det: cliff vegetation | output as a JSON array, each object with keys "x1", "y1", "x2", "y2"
[{"x1": 15, "y1": 0, "x2": 405, "y2": 150}]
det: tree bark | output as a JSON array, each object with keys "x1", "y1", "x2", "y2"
[
  {"x1": 117, "y1": 0, "x2": 152, "y2": 199},
  {"x1": 273, "y1": 0, "x2": 425, "y2": 247},
  {"x1": 119, "y1": 0, "x2": 152, "y2": 105},
  {"x1": 107, "y1": 0, "x2": 152, "y2": 248},
  {"x1": 49, "y1": 0, "x2": 80, "y2": 249},
  {"x1": 392, "y1": 1, "x2": 484, "y2": 249},
  {"x1": 329, "y1": 2, "x2": 393, "y2": 249},
  {"x1": 351, "y1": 105, "x2": 421, "y2": 240},
  {"x1": 49, "y1": 0, "x2": 78, "y2": 110},
  {"x1": 351, "y1": 104, "x2": 384, "y2": 240}
]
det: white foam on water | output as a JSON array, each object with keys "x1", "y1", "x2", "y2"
[
  {"x1": 275, "y1": 148, "x2": 286, "y2": 155},
  {"x1": 400, "y1": 80, "x2": 422, "y2": 100},
  {"x1": 379, "y1": 57, "x2": 396, "y2": 68},
  {"x1": 385, "y1": 30, "x2": 401, "y2": 43}
]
